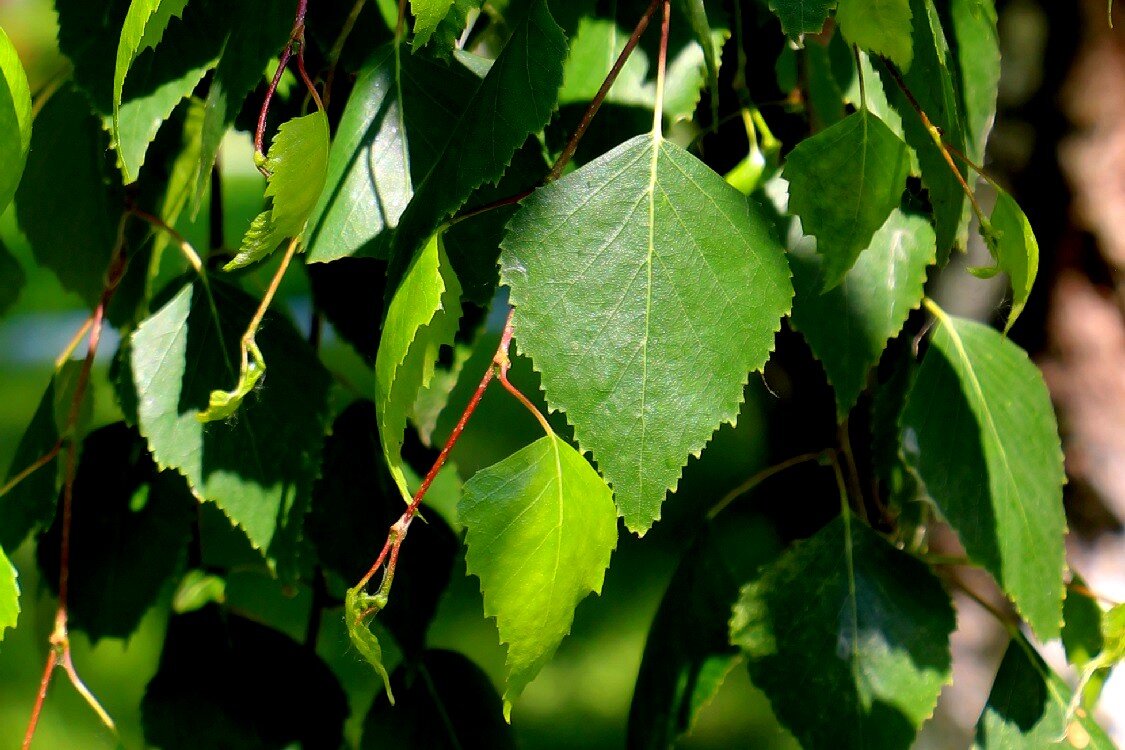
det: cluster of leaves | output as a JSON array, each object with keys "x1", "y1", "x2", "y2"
[{"x1": 0, "y1": 0, "x2": 1122, "y2": 747}]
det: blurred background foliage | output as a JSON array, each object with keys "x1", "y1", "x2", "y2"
[{"x1": 0, "y1": 0, "x2": 1124, "y2": 747}]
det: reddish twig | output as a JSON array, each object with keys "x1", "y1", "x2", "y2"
[
  {"x1": 356, "y1": 310, "x2": 517, "y2": 594},
  {"x1": 254, "y1": 0, "x2": 321, "y2": 172},
  {"x1": 22, "y1": 223, "x2": 130, "y2": 749},
  {"x1": 879, "y1": 58, "x2": 989, "y2": 231},
  {"x1": 548, "y1": 0, "x2": 663, "y2": 182},
  {"x1": 448, "y1": 0, "x2": 663, "y2": 228}
]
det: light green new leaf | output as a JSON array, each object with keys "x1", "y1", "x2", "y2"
[
  {"x1": 767, "y1": 0, "x2": 836, "y2": 37},
  {"x1": 783, "y1": 110, "x2": 910, "y2": 288},
  {"x1": 975, "y1": 634, "x2": 1116, "y2": 750},
  {"x1": 411, "y1": 0, "x2": 455, "y2": 48},
  {"x1": 376, "y1": 233, "x2": 463, "y2": 499},
  {"x1": 730, "y1": 513, "x2": 955, "y2": 750},
  {"x1": 902, "y1": 311, "x2": 1065, "y2": 639},
  {"x1": 345, "y1": 582, "x2": 394, "y2": 703},
  {"x1": 879, "y1": 0, "x2": 970, "y2": 255},
  {"x1": 791, "y1": 205, "x2": 936, "y2": 417},
  {"x1": 971, "y1": 189, "x2": 1038, "y2": 332},
  {"x1": 304, "y1": 45, "x2": 476, "y2": 262},
  {"x1": 113, "y1": 0, "x2": 190, "y2": 180},
  {"x1": 501, "y1": 134, "x2": 793, "y2": 533},
  {"x1": 0, "y1": 546, "x2": 17, "y2": 640},
  {"x1": 227, "y1": 111, "x2": 330, "y2": 270},
  {"x1": 460, "y1": 433, "x2": 618, "y2": 712},
  {"x1": 127, "y1": 279, "x2": 331, "y2": 578},
  {"x1": 0, "y1": 27, "x2": 31, "y2": 217},
  {"x1": 836, "y1": 0, "x2": 914, "y2": 70},
  {"x1": 16, "y1": 86, "x2": 124, "y2": 306},
  {"x1": 389, "y1": 0, "x2": 566, "y2": 281}
]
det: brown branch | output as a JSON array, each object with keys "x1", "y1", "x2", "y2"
[
  {"x1": 22, "y1": 222, "x2": 130, "y2": 749},
  {"x1": 254, "y1": 0, "x2": 316, "y2": 170},
  {"x1": 707, "y1": 451, "x2": 830, "y2": 519},
  {"x1": 879, "y1": 58, "x2": 990, "y2": 231},
  {"x1": 548, "y1": 0, "x2": 663, "y2": 182},
  {"x1": 356, "y1": 309, "x2": 517, "y2": 593}
]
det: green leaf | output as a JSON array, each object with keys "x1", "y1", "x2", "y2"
[
  {"x1": 193, "y1": 0, "x2": 297, "y2": 210},
  {"x1": 836, "y1": 0, "x2": 914, "y2": 70},
  {"x1": 0, "y1": 361, "x2": 91, "y2": 552},
  {"x1": 790, "y1": 203, "x2": 936, "y2": 417},
  {"x1": 415, "y1": 0, "x2": 483, "y2": 56},
  {"x1": 411, "y1": 0, "x2": 456, "y2": 48},
  {"x1": 345, "y1": 581, "x2": 395, "y2": 702},
  {"x1": 376, "y1": 233, "x2": 463, "y2": 498},
  {"x1": 389, "y1": 0, "x2": 567, "y2": 280},
  {"x1": 502, "y1": 133, "x2": 792, "y2": 532},
  {"x1": 0, "y1": 545, "x2": 17, "y2": 640},
  {"x1": 879, "y1": 0, "x2": 970, "y2": 255},
  {"x1": 112, "y1": 0, "x2": 191, "y2": 180},
  {"x1": 151, "y1": 98, "x2": 205, "y2": 263},
  {"x1": 783, "y1": 109, "x2": 911, "y2": 288},
  {"x1": 227, "y1": 110, "x2": 330, "y2": 270},
  {"x1": 127, "y1": 279, "x2": 331, "y2": 577},
  {"x1": 460, "y1": 433, "x2": 618, "y2": 712},
  {"x1": 1062, "y1": 578, "x2": 1104, "y2": 672},
  {"x1": 975, "y1": 634, "x2": 1116, "y2": 750},
  {"x1": 901, "y1": 311, "x2": 1066, "y2": 639},
  {"x1": 143, "y1": 606, "x2": 349, "y2": 750},
  {"x1": 15, "y1": 85, "x2": 124, "y2": 306},
  {"x1": 730, "y1": 513, "x2": 955, "y2": 750},
  {"x1": 37, "y1": 423, "x2": 195, "y2": 642},
  {"x1": 679, "y1": 0, "x2": 720, "y2": 124},
  {"x1": 308, "y1": 401, "x2": 458, "y2": 655},
  {"x1": 304, "y1": 44, "x2": 476, "y2": 262},
  {"x1": 767, "y1": 0, "x2": 835, "y2": 37},
  {"x1": 628, "y1": 514, "x2": 782, "y2": 749},
  {"x1": 949, "y1": 0, "x2": 999, "y2": 165},
  {"x1": 0, "y1": 26, "x2": 31, "y2": 216},
  {"x1": 558, "y1": 7, "x2": 728, "y2": 125},
  {"x1": 971, "y1": 189, "x2": 1038, "y2": 332},
  {"x1": 362, "y1": 650, "x2": 515, "y2": 750}
]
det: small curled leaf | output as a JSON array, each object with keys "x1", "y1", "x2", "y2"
[{"x1": 345, "y1": 581, "x2": 395, "y2": 704}]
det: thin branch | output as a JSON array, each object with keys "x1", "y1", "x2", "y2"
[
  {"x1": 130, "y1": 207, "x2": 206, "y2": 275},
  {"x1": 837, "y1": 419, "x2": 868, "y2": 522},
  {"x1": 55, "y1": 316, "x2": 94, "y2": 369},
  {"x1": 241, "y1": 236, "x2": 300, "y2": 369},
  {"x1": 651, "y1": 0, "x2": 672, "y2": 141},
  {"x1": 548, "y1": 0, "x2": 662, "y2": 182},
  {"x1": 21, "y1": 650, "x2": 57, "y2": 750},
  {"x1": 707, "y1": 451, "x2": 830, "y2": 519},
  {"x1": 209, "y1": 157, "x2": 224, "y2": 252},
  {"x1": 0, "y1": 442, "x2": 62, "y2": 500},
  {"x1": 255, "y1": 0, "x2": 314, "y2": 167},
  {"x1": 23, "y1": 220, "x2": 130, "y2": 749},
  {"x1": 880, "y1": 58, "x2": 990, "y2": 231},
  {"x1": 356, "y1": 310, "x2": 517, "y2": 591},
  {"x1": 323, "y1": 0, "x2": 368, "y2": 108}
]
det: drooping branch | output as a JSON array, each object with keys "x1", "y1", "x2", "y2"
[{"x1": 22, "y1": 217, "x2": 132, "y2": 749}]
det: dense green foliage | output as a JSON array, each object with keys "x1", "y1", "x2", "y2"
[{"x1": 0, "y1": 0, "x2": 1121, "y2": 748}]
